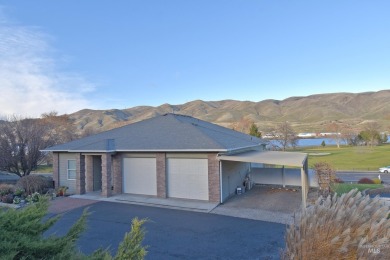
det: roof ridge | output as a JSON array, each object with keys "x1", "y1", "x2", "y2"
[
  {"x1": 171, "y1": 114, "x2": 262, "y2": 149},
  {"x1": 166, "y1": 114, "x2": 226, "y2": 149}
]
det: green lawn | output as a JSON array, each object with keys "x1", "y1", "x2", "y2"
[
  {"x1": 290, "y1": 144, "x2": 390, "y2": 171},
  {"x1": 331, "y1": 183, "x2": 384, "y2": 195},
  {"x1": 31, "y1": 165, "x2": 53, "y2": 173}
]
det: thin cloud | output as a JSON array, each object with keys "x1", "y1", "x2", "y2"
[{"x1": 0, "y1": 11, "x2": 95, "y2": 117}]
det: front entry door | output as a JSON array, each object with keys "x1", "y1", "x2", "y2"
[{"x1": 93, "y1": 156, "x2": 102, "y2": 191}]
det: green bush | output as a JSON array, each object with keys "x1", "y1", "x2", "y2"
[
  {"x1": 16, "y1": 175, "x2": 53, "y2": 195},
  {"x1": 1, "y1": 194, "x2": 14, "y2": 203},
  {"x1": 114, "y1": 218, "x2": 148, "y2": 260},
  {"x1": 357, "y1": 177, "x2": 375, "y2": 184},
  {"x1": 0, "y1": 195, "x2": 148, "y2": 259},
  {"x1": 0, "y1": 184, "x2": 15, "y2": 196},
  {"x1": 14, "y1": 188, "x2": 24, "y2": 197}
]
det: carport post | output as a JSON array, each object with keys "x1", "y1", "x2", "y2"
[
  {"x1": 301, "y1": 167, "x2": 307, "y2": 208},
  {"x1": 305, "y1": 159, "x2": 309, "y2": 199}
]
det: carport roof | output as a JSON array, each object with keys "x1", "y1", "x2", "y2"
[{"x1": 218, "y1": 150, "x2": 307, "y2": 167}]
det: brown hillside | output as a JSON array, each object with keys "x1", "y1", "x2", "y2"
[{"x1": 69, "y1": 90, "x2": 390, "y2": 133}]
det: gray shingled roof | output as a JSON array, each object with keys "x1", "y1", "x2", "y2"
[{"x1": 44, "y1": 114, "x2": 264, "y2": 152}]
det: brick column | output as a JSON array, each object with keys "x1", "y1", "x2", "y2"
[
  {"x1": 85, "y1": 155, "x2": 93, "y2": 192},
  {"x1": 101, "y1": 153, "x2": 112, "y2": 197},
  {"x1": 208, "y1": 153, "x2": 220, "y2": 203},
  {"x1": 76, "y1": 153, "x2": 86, "y2": 195},
  {"x1": 156, "y1": 153, "x2": 167, "y2": 198},
  {"x1": 52, "y1": 152, "x2": 59, "y2": 189},
  {"x1": 112, "y1": 154, "x2": 122, "y2": 194}
]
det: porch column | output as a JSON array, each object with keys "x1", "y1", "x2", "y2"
[
  {"x1": 85, "y1": 155, "x2": 93, "y2": 192},
  {"x1": 52, "y1": 153, "x2": 59, "y2": 189},
  {"x1": 208, "y1": 154, "x2": 220, "y2": 203},
  {"x1": 101, "y1": 153, "x2": 112, "y2": 197},
  {"x1": 112, "y1": 153, "x2": 122, "y2": 194},
  {"x1": 156, "y1": 153, "x2": 167, "y2": 198},
  {"x1": 76, "y1": 153, "x2": 86, "y2": 195}
]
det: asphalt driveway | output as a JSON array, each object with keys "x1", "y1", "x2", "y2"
[{"x1": 46, "y1": 201, "x2": 285, "y2": 259}]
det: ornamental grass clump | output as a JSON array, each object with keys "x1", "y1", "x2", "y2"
[{"x1": 282, "y1": 189, "x2": 390, "y2": 259}]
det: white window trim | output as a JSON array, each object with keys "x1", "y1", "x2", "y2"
[{"x1": 67, "y1": 159, "x2": 77, "y2": 180}]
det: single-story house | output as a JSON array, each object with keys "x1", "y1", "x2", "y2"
[{"x1": 44, "y1": 114, "x2": 310, "y2": 206}]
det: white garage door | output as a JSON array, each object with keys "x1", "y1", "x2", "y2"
[
  {"x1": 167, "y1": 158, "x2": 209, "y2": 200},
  {"x1": 123, "y1": 158, "x2": 157, "y2": 195}
]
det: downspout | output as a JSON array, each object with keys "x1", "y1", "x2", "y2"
[{"x1": 219, "y1": 160, "x2": 223, "y2": 204}]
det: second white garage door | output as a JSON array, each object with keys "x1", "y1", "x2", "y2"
[
  {"x1": 123, "y1": 158, "x2": 157, "y2": 195},
  {"x1": 167, "y1": 158, "x2": 209, "y2": 200}
]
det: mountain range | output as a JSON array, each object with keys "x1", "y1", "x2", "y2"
[{"x1": 70, "y1": 90, "x2": 390, "y2": 134}]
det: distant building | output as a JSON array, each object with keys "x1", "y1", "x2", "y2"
[{"x1": 297, "y1": 133, "x2": 317, "y2": 138}]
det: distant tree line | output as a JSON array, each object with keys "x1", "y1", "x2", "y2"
[{"x1": 328, "y1": 121, "x2": 388, "y2": 147}]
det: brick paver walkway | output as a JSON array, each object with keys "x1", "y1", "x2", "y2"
[{"x1": 48, "y1": 197, "x2": 98, "y2": 214}]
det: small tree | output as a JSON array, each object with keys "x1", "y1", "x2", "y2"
[
  {"x1": 358, "y1": 121, "x2": 384, "y2": 146},
  {"x1": 114, "y1": 218, "x2": 148, "y2": 260},
  {"x1": 273, "y1": 122, "x2": 298, "y2": 151},
  {"x1": 326, "y1": 122, "x2": 343, "y2": 148},
  {"x1": 41, "y1": 111, "x2": 78, "y2": 144},
  {"x1": 248, "y1": 122, "x2": 261, "y2": 138},
  {"x1": 0, "y1": 196, "x2": 87, "y2": 259},
  {"x1": 0, "y1": 116, "x2": 56, "y2": 176},
  {"x1": 341, "y1": 127, "x2": 360, "y2": 146},
  {"x1": 321, "y1": 140, "x2": 326, "y2": 147}
]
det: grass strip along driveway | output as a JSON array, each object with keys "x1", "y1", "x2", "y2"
[{"x1": 331, "y1": 183, "x2": 384, "y2": 195}]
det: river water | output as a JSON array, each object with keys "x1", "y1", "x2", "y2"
[{"x1": 268, "y1": 136, "x2": 390, "y2": 148}]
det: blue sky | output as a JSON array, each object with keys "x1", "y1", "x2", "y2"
[{"x1": 0, "y1": 1, "x2": 389, "y2": 116}]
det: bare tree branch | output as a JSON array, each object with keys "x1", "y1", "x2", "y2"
[
  {"x1": 272, "y1": 122, "x2": 298, "y2": 151},
  {"x1": 0, "y1": 115, "x2": 57, "y2": 176}
]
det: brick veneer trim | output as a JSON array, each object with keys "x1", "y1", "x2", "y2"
[
  {"x1": 85, "y1": 155, "x2": 93, "y2": 192},
  {"x1": 112, "y1": 154, "x2": 122, "y2": 194},
  {"x1": 52, "y1": 153, "x2": 59, "y2": 189},
  {"x1": 208, "y1": 153, "x2": 220, "y2": 203},
  {"x1": 156, "y1": 153, "x2": 167, "y2": 198},
  {"x1": 101, "y1": 153, "x2": 112, "y2": 197},
  {"x1": 76, "y1": 153, "x2": 86, "y2": 195}
]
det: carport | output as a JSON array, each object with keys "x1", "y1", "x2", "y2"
[{"x1": 218, "y1": 150, "x2": 309, "y2": 208}]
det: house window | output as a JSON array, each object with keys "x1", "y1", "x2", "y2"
[{"x1": 67, "y1": 160, "x2": 77, "y2": 180}]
